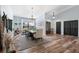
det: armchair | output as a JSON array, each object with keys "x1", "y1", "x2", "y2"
[{"x1": 34, "y1": 29, "x2": 43, "y2": 40}]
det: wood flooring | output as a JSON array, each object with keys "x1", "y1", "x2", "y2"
[{"x1": 16, "y1": 34, "x2": 79, "y2": 53}]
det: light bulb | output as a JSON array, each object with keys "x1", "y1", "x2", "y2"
[{"x1": 52, "y1": 16, "x2": 55, "y2": 19}]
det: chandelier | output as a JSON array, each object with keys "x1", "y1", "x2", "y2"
[{"x1": 31, "y1": 7, "x2": 35, "y2": 20}]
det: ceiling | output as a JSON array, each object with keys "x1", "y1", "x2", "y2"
[
  {"x1": 10, "y1": 5, "x2": 59, "y2": 18},
  {"x1": 9, "y1": 5, "x2": 75, "y2": 18}
]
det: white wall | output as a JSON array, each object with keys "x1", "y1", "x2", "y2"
[
  {"x1": 36, "y1": 14, "x2": 46, "y2": 36},
  {"x1": 51, "y1": 6, "x2": 79, "y2": 37},
  {"x1": 51, "y1": 20, "x2": 56, "y2": 34},
  {"x1": 36, "y1": 15, "x2": 44, "y2": 29}
]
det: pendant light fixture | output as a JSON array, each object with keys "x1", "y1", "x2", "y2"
[
  {"x1": 52, "y1": 11, "x2": 55, "y2": 19},
  {"x1": 31, "y1": 7, "x2": 35, "y2": 20}
]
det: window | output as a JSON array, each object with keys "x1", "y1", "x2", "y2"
[{"x1": 15, "y1": 23, "x2": 17, "y2": 25}]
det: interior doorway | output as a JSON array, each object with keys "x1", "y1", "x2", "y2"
[
  {"x1": 56, "y1": 22, "x2": 61, "y2": 34},
  {"x1": 46, "y1": 21, "x2": 51, "y2": 35}
]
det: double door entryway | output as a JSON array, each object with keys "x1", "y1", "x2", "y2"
[{"x1": 56, "y1": 20, "x2": 78, "y2": 36}]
